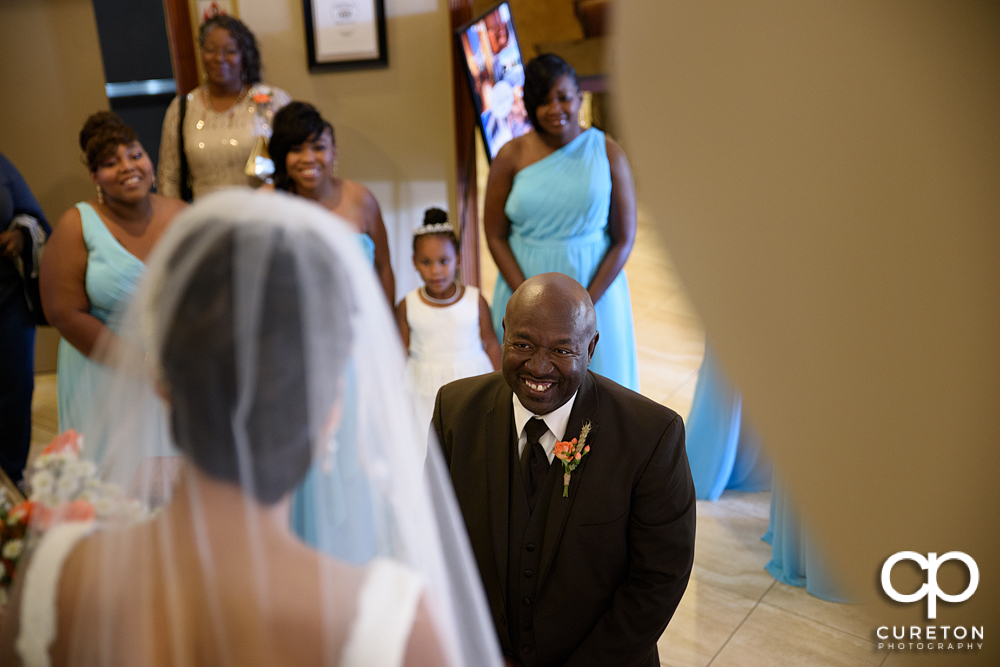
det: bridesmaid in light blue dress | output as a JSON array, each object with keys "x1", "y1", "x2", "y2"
[
  {"x1": 41, "y1": 112, "x2": 184, "y2": 457},
  {"x1": 686, "y1": 345, "x2": 849, "y2": 602},
  {"x1": 485, "y1": 55, "x2": 639, "y2": 390},
  {"x1": 270, "y1": 102, "x2": 395, "y2": 561},
  {"x1": 54, "y1": 203, "x2": 144, "y2": 434},
  {"x1": 268, "y1": 102, "x2": 395, "y2": 306},
  {"x1": 288, "y1": 235, "x2": 381, "y2": 563},
  {"x1": 685, "y1": 345, "x2": 771, "y2": 501},
  {"x1": 763, "y1": 478, "x2": 853, "y2": 603}
]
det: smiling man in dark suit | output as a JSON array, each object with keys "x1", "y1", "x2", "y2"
[{"x1": 433, "y1": 272, "x2": 696, "y2": 667}]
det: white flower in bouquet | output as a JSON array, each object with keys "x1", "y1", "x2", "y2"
[
  {"x1": 2, "y1": 538, "x2": 23, "y2": 560},
  {"x1": 30, "y1": 470, "x2": 55, "y2": 499},
  {"x1": 56, "y1": 473, "x2": 82, "y2": 502},
  {"x1": 62, "y1": 458, "x2": 96, "y2": 483}
]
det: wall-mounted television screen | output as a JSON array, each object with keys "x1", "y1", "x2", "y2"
[{"x1": 457, "y1": 2, "x2": 532, "y2": 160}]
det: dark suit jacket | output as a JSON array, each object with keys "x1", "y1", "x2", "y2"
[{"x1": 433, "y1": 371, "x2": 696, "y2": 667}]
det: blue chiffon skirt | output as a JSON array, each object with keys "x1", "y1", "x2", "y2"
[
  {"x1": 289, "y1": 363, "x2": 378, "y2": 564},
  {"x1": 763, "y1": 478, "x2": 854, "y2": 603},
  {"x1": 685, "y1": 346, "x2": 771, "y2": 500}
]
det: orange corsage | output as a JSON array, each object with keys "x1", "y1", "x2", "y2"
[{"x1": 553, "y1": 421, "x2": 593, "y2": 497}]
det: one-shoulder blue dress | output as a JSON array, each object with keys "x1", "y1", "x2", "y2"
[
  {"x1": 57, "y1": 203, "x2": 144, "y2": 436},
  {"x1": 289, "y1": 233, "x2": 379, "y2": 564},
  {"x1": 491, "y1": 128, "x2": 639, "y2": 391}
]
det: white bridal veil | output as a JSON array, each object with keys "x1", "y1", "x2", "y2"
[{"x1": 8, "y1": 190, "x2": 501, "y2": 666}]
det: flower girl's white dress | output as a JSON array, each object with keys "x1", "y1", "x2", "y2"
[{"x1": 405, "y1": 285, "x2": 494, "y2": 430}]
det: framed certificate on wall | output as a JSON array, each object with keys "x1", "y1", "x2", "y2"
[{"x1": 304, "y1": 0, "x2": 387, "y2": 72}]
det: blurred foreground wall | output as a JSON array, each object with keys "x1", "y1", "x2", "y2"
[{"x1": 616, "y1": 2, "x2": 999, "y2": 664}]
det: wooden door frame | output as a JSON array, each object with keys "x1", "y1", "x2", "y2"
[
  {"x1": 161, "y1": 0, "x2": 200, "y2": 96},
  {"x1": 449, "y1": 0, "x2": 480, "y2": 287}
]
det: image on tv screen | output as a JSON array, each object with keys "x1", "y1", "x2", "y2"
[{"x1": 458, "y1": 3, "x2": 531, "y2": 160}]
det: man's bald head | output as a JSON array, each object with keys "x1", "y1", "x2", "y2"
[
  {"x1": 501, "y1": 273, "x2": 599, "y2": 414},
  {"x1": 505, "y1": 273, "x2": 597, "y2": 340}
]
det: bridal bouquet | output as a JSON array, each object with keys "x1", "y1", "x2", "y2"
[{"x1": 0, "y1": 430, "x2": 148, "y2": 609}]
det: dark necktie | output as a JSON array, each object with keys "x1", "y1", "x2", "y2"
[{"x1": 521, "y1": 418, "x2": 551, "y2": 513}]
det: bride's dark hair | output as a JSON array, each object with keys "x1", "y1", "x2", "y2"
[{"x1": 161, "y1": 224, "x2": 353, "y2": 504}]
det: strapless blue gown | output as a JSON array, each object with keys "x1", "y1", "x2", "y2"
[
  {"x1": 490, "y1": 128, "x2": 639, "y2": 391},
  {"x1": 763, "y1": 478, "x2": 854, "y2": 603},
  {"x1": 686, "y1": 347, "x2": 847, "y2": 601},
  {"x1": 685, "y1": 345, "x2": 771, "y2": 500},
  {"x1": 289, "y1": 234, "x2": 379, "y2": 563}
]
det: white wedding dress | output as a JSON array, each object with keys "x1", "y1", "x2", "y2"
[{"x1": 16, "y1": 522, "x2": 424, "y2": 667}]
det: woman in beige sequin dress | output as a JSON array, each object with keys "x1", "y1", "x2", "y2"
[{"x1": 158, "y1": 15, "x2": 289, "y2": 200}]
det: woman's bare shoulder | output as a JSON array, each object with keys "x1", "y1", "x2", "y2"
[
  {"x1": 494, "y1": 133, "x2": 532, "y2": 169},
  {"x1": 341, "y1": 179, "x2": 383, "y2": 220},
  {"x1": 341, "y1": 178, "x2": 374, "y2": 202},
  {"x1": 48, "y1": 205, "x2": 86, "y2": 247}
]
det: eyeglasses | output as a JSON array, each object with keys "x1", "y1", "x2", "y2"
[{"x1": 203, "y1": 47, "x2": 240, "y2": 59}]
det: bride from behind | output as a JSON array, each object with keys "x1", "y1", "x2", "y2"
[{"x1": 0, "y1": 190, "x2": 501, "y2": 666}]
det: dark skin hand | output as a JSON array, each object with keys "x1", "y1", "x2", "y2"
[
  {"x1": 0, "y1": 228, "x2": 26, "y2": 259},
  {"x1": 484, "y1": 75, "x2": 638, "y2": 305}
]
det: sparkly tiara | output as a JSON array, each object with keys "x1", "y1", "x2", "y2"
[{"x1": 414, "y1": 222, "x2": 455, "y2": 236}]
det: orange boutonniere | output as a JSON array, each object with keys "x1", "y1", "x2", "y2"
[
  {"x1": 252, "y1": 92, "x2": 272, "y2": 105},
  {"x1": 553, "y1": 421, "x2": 592, "y2": 497}
]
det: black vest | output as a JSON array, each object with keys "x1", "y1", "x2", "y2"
[{"x1": 505, "y1": 431, "x2": 559, "y2": 667}]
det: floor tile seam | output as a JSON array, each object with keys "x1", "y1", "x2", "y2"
[
  {"x1": 704, "y1": 593, "x2": 764, "y2": 666},
  {"x1": 712, "y1": 505, "x2": 771, "y2": 522},
  {"x1": 663, "y1": 368, "x2": 700, "y2": 402},
  {"x1": 688, "y1": 574, "x2": 775, "y2": 605},
  {"x1": 687, "y1": 577, "x2": 774, "y2": 609},
  {"x1": 756, "y1": 598, "x2": 882, "y2": 647},
  {"x1": 695, "y1": 504, "x2": 771, "y2": 531}
]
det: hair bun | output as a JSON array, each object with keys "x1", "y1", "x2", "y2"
[
  {"x1": 422, "y1": 207, "x2": 448, "y2": 227},
  {"x1": 79, "y1": 111, "x2": 139, "y2": 171},
  {"x1": 79, "y1": 111, "x2": 127, "y2": 153}
]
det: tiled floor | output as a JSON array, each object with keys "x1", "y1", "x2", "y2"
[{"x1": 29, "y1": 206, "x2": 888, "y2": 666}]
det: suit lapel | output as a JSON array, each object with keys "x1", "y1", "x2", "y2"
[
  {"x1": 538, "y1": 372, "x2": 601, "y2": 586},
  {"x1": 486, "y1": 378, "x2": 513, "y2": 599}
]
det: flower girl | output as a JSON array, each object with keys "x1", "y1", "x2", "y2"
[{"x1": 396, "y1": 209, "x2": 500, "y2": 429}]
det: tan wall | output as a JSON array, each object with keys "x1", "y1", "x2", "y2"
[
  {"x1": 240, "y1": 0, "x2": 456, "y2": 300},
  {"x1": 0, "y1": 0, "x2": 110, "y2": 372},
  {"x1": 0, "y1": 0, "x2": 108, "y2": 221},
  {"x1": 618, "y1": 1, "x2": 1000, "y2": 660}
]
